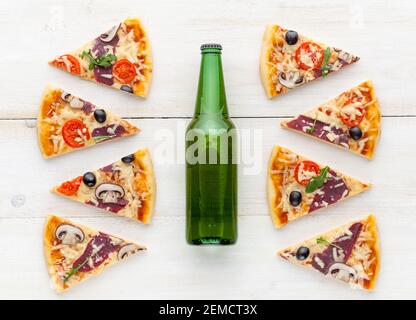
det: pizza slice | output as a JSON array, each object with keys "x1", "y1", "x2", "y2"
[
  {"x1": 38, "y1": 85, "x2": 139, "y2": 158},
  {"x1": 260, "y1": 24, "x2": 359, "y2": 98},
  {"x1": 281, "y1": 81, "x2": 381, "y2": 159},
  {"x1": 52, "y1": 149, "x2": 156, "y2": 224},
  {"x1": 49, "y1": 18, "x2": 152, "y2": 97},
  {"x1": 268, "y1": 145, "x2": 370, "y2": 228},
  {"x1": 278, "y1": 215, "x2": 380, "y2": 290},
  {"x1": 44, "y1": 215, "x2": 146, "y2": 292}
]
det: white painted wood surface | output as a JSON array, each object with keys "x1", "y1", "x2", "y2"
[{"x1": 0, "y1": 0, "x2": 415, "y2": 300}]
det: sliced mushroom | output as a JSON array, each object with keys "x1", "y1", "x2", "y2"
[
  {"x1": 95, "y1": 183, "x2": 125, "y2": 204},
  {"x1": 278, "y1": 71, "x2": 304, "y2": 89},
  {"x1": 60, "y1": 91, "x2": 84, "y2": 109},
  {"x1": 60, "y1": 91, "x2": 72, "y2": 102},
  {"x1": 70, "y1": 98, "x2": 84, "y2": 109},
  {"x1": 117, "y1": 243, "x2": 145, "y2": 260},
  {"x1": 99, "y1": 24, "x2": 120, "y2": 43},
  {"x1": 333, "y1": 48, "x2": 356, "y2": 64},
  {"x1": 55, "y1": 224, "x2": 85, "y2": 245},
  {"x1": 327, "y1": 263, "x2": 357, "y2": 283}
]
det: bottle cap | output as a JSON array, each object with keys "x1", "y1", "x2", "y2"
[{"x1": 200, "y1": 43, "x2": 223, "y2": 51}]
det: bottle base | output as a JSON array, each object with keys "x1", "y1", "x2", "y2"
[{"x1": 187, "y1": 237, "x2": 236, "y2": 245}]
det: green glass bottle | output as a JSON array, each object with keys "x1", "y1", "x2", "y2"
[{"x1": 185, "y1": 44, "x2": 238, "y2": 245}]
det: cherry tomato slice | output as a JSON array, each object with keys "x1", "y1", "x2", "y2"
[
  {"x1": 294, "y1": 160, "x2": 320, "y2": 186},
  {"x1": 339, "y1": 100, "x2": 366, "y2": 127},
  {"x1": 61, "y1": 119, "x2": 90, "y2": 148},
  {"x1": 51, "y1": 55, "x2": 81, "y2": 75},
  {"x1": 57, "y1": 176, "x2": 82, "y2": 196},
  {"x1": 295, "y1": 42, "x2": 325, "y2": 70},
  {"x1": 112, "y1": 59, "x2": 137, "y2": 84}
]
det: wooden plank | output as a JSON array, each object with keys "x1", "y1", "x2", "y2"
[
  {"x1": 1, "y1": 117, "x2": 414, "y2": 221},
  {"x1": 0, "y1": 0, "x2": 415, "y2": 118},
  {"x1": 0, "y1": 215, "x2": 413, "y2": 299}
]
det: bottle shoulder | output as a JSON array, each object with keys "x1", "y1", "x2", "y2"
[{"x1": 186, "y1": 116, "x2": 235, "y2": 131}]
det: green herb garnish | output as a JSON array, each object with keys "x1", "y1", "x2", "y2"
[
  {"x1": 63, "y1": 258, "x2": 89, "y2": 283},
  {"x1": 316, "y1": 236, "x2": 342, "y2": 250},
  {"x1": 321, "y1": 47, "x2": 331, "y2": 77},
  {"x1": 305, "y1": 166, "x2": 330, "y2": 193},
  {"x1": 80, "y1": 50, "x2": 117, "y2": 70},
  {"x1": 306, "y1": 114, "x2": 318, "y2": 134},
  {"x1": 93, "y1": 135, "x2": 110, "y2": 142}
]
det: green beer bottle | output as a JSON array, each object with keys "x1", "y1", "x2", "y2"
[{"x1": 185, "y1": 44, "x2": 238, "y2": 245}]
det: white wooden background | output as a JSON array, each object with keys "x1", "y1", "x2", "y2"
[{"x1": 0, "y1": 0, "x2": 415, "y2": 300}]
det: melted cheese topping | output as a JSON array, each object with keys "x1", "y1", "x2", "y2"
[{"x1": 298, "y1": 45, "x2": 322, "y2": 69}]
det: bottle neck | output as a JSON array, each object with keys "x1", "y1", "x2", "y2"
[{"x1": 194, "y1": 52, "x2": 228, "y2": 117}]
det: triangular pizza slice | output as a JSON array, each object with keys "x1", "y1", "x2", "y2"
[
  {"x1": 38, "y1": 85, "x2": 139, "y2": 158},
  {"x1": 44, "y1": 215, "x2": 146, "y2": 292},
  {"x1": 49, "y1": 18, "x2": 152, "y2": 97},
  {"x1": 260, "y1": 24, "x2": 359, "y2": 98},
  {"x1": 52, "y1": 149, "x2": 156, "y2": 224},
  {"x1": 281, "y1": 81, "x2": 381, "y2": 159},
  {"x1": 267, "y1": 145, "x2": 370, "y2": 228},
  {"x1": 278, "y1": 215, "x2": 380, "y2": 290}
]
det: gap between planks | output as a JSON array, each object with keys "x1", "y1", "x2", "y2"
[{"x1": 0, "y1": 115, "x2": 415, "y2": 121}]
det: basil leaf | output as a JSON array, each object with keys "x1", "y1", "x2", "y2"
[
  {"x1": 316, "y1": 236, "x2": 342, "y2": 250},
  {"x1": 316, "y1": 236, "x2": 330, "y2": 246},
  {"x1": 305, "y1": 166, "x2": 330, "y2": 193},
  {"x1": 306, "y1": 114, "x2": 318, "y2": 134},
  {"x1": 96, "y1": 53, "x2": 117, "y2": 67},
  {"x1": 81, "y1": 50, "x2": 117, "y2": 70},
  {"x1": 321, "y1": 47, "x2": 331, "y2": 77},
  {"x1": 93, "y1": 135, "x2": 110, "y2": 140},
  {"x1": 93, "y1": 135, "x2": 111, "y2": 143},
  {"x1": 63, "y1": 258, "x2": 89, "y2": 283}
]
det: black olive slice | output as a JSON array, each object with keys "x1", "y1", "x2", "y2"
[
  {"x1": 83, "y1": 172, "x2": 97, "y2": 187},
  {"x1": 285, "y1": 30, "x2": 298, "y2": 45},
  {"x1": 120, "y1": 85, "x2": 134, "y2": 94},
  {"x1": 121, "y1": 154, "x2": 135, "y2": 164},
  {"x1": 349, "y1": 126, "x2": 363, "y2": 140},
  {"x1": 296, "y1": 246, "x2": 310, "y2": 261},
  {"x1": 94, "y1": 109, "x2": 107, "y2": 123},
  {"x1": 289, "y1": 191, "x2": 302, "y2": 207}
]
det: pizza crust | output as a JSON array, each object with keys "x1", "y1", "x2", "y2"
[
  {"x1": 43, "y1": 215, "x2": 59, "y2": 278},
  {"x1": 260, "y1": 24, "x2": 278, "y2": 99},
  {"x1": 361, "y1": 101, "x2": 381, "y2": 159},
  {"x1": 133, "y1": 148, "x2": 156, "y2": 224},
  {"x1": 266, "y1": 144, "x2": 282, "y2": 227},
  {"x1": 124, "y1": 18, "x2": 153, "y2": 98},
  {"x1": 37, "y1": 85, "x2": 60, "y2": 158},
  {"x1": 363, "y1": 214, "x2": 380, "y2": 290}
]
